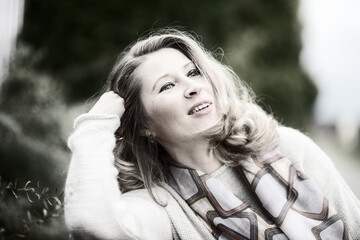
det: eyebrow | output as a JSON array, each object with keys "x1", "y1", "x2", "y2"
[{"x1": 151, "y1": 61, "x2": 194, "y2": 92}]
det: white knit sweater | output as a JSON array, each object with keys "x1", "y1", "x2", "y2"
[{"x1": 65, "y1": 114, "x2": 360, "y2": 240}]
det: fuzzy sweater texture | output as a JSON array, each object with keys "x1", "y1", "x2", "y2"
[{"x1": 65, "y1": 114, "x2": 360, "y2": 240}]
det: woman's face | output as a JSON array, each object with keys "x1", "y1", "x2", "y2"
[{"x1": 137, "y1": 48, "x2": 219, "y2": 144}]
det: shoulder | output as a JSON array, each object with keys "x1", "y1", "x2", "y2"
[
  {"x1": 121, "y1": 187, "x2": 171, "y2": 213},
  {"x1": 276, "y1": 126, "x2": 311, "y2": 155},
  {"x1": 276, "y1": 126, "x2": 324, "y2": 171},
  {"x1": 121, "y1": 187, "x2": 172, "y2": 220},
  {"x1": 276, "y1": 126, "x2": 335, "y2": 179},
  {"x1": 277, "y1": 126, "x2": 312, "y2": 144}
]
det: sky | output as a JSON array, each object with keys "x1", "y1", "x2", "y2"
[
  {"x1": 299, "y1": 0, "x2": 360, "y2": 126},
  {"x1": 0, "y1": 0, "x2": 24, "y2": 81}
]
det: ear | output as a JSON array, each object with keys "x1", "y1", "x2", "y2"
[
  {"x1": 144, "y1": 129, "x2": 151, "y2": 137},
  {"x1": 142, "y1": 129, "x2": 156, "y2": 137}
]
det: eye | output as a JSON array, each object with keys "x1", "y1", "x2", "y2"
[
  {"x1": 187, "y1": 68, "x2": 201, "y2": 78},
  {"x1": 159, "y1": 82, "x2": 175, "y2": 93}
]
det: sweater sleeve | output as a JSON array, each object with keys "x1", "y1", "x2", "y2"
[
  {"x1": 277, "y1": 126, "x2": 360, "y2": 239},
  {"x1": 64, "y1": 113, "x2": 172, "y2": 240}
]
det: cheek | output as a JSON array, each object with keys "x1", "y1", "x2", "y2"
[
  {"x1": 148, "y1": 100, "x2": 185, "y2": 139},
  {"x1": 150, "y1": 100, "x2": 178, "y2": 123}
]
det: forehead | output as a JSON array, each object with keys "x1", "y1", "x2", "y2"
[{"x1": 136, "y1": 48, "x2": 191, "y2": 84}]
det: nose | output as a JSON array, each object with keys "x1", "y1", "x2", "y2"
[{"x1": 184, "y1": 80, "x2": 201, "y2": 98}]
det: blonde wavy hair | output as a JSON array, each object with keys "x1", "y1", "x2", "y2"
[{"x1": 107, "y1": 29, "x2": 279, "y2": 201}]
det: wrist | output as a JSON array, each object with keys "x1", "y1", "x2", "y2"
[{"x1": 74, "y1": 113, "x2": 120, "y2": 131}]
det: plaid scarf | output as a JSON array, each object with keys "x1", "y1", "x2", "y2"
[{"x1": 168, "y1": 149, "x2": 351, "y2": 240}]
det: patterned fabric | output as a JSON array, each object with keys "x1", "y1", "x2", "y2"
[{"x1": 168, "y1": 149, "x2": 352, "y2": 240}]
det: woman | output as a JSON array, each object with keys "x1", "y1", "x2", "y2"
[{"x1": 65, "y1": 29, "x2": 360, "y2": 240}]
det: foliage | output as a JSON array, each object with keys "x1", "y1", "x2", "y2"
[
  {"x1": 0, "y1": 45, "x2": 69, "y2": 189},
  {"x1": 0, "y1": 177, "x2": 66, "y2": 240},
  {"x1": 0, "y1": 46, "x2": 69, "y2": 239}
]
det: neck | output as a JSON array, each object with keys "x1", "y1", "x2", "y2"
[{"x1": 159, "y1": 138, "x2": 223, "y2": 174}]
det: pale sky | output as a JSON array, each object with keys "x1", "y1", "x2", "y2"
[
  {"x1": 299, "y1": 0, "x2": 360, "y2": 125},
  {"x1": 0, "y1": 0, "x2": 24, "y2": 82}
]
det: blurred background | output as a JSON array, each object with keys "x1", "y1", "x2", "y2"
[{"x1": 0, "y1": 0, "x2": 359, "y2": 239}]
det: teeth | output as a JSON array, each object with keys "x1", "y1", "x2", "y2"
[{"x1": 192, "y1": 103, "x2": 210, "y2": 114}]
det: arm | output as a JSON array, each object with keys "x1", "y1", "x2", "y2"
[
  {"x1": 64, "y1": 92, "x2": 172, "y2": 240},
  {"x1": 277, "y1": 127, "x2": 360, "y2": 238}
]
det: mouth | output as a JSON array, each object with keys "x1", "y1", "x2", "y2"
[{"x1": 188, "y1": 101, "x2": 212, "y2": 115}]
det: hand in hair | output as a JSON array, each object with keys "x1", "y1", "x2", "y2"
[{"x1": 89, "y1": 91, "x2": 125, "y2": 118}]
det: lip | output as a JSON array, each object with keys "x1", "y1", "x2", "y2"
[{"x1": 188, "y1": 100, "x2": 213, "y2": 115}]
